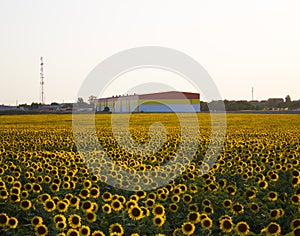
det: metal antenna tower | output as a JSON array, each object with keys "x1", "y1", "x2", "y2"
[{"x1": 40, "y1": 57, "x2": 45, "y2": 104}]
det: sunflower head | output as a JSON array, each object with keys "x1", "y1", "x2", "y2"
[
  {"x1": 35, "y1": 224, "x2": 48, "y2": 235},
  {"x1": 235, "y1": 221, "x2": 250, "y2": 236},
  {"x1": 0, "y1": 213, "x2": 9, "y2": 227},
  {"x1": 266, "y1": 222, "x2": 281, "y2": 235},
  {"x1": 220, "y1": 218, "x2": 233, "y2": 233},
  {"x1": 181, "y1": 222, "x2": 195, "y2": 235},
  {"x1": 109, "y1": 223, "x2": 124, "y2": 235},
  {"x1": 128, "y1": 206, "x2": 143, "y2": 220}
]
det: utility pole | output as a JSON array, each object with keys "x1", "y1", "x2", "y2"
[{"x1": 40, "y1": 57, "x2": 45, "y2": 104}]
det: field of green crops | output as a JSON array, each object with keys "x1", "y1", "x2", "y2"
[{"x1": 0, "y1": 114, "x2": 299, "y2": 236}]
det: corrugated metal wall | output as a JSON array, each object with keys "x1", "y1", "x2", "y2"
[{"x1": 95, "y1": 92, "x2": 200, "y2": 113}]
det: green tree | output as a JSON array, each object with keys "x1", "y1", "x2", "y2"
[
  {"x1": 285, "y1": 95, "x2": 291, "y2": 103},
  {"x1": 77, "y1": 97, "x2": 84, "y2": 104},
  {"x1": 88, "y1": 95, "x2": 97, "y2": 106}
]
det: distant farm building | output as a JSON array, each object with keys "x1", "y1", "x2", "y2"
[
  {"x1": 37, "y1": 105, "x2": 60, "y2": 112},
  {"x1": 95, "y1": 91, "x2": 200, "y2": 113}
]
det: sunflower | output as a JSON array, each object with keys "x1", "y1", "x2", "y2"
[
  {"x1": 171, "y1": 195, "x2": 180, "y2": 203},
  {"x1": 57, "y1": 200, "x2": 68, "y2": 212},
  {"x1": 235, "y1": 222, "x2": 250, "y2": 236},
  {"x1": 79, "y1": 189, "x2": 90, "y2": 199},
  {"x1": 201, "y1": 217, "x2": 212, "y2": 229},
  {"x1": 145, "y1": 198, "x2": 155, "y2": 208},
  {"x1": 0, "y1": 189, "x2": 8, "y2": 199},
  {"x1": 56, "y1": 221, "x2": 67, "y2": 231},
  {"x1": 62, "y1": 182, "x2": 71, "y2": 190},
  {"x1": 86, "y1": 211, "x2": 97, "y2": 223},
  {"x1": 53, "y1": 214, "x2": 66, "y2": 224},
  {"x1": 136, "y1": 190, "x2": 146, "y2": 199},
  {"x1": 9, "y1": 194, "x2": 20, "y2": 203},
  {"x1": 220, "y1": 218, "x2": 233, "y2": 233},
  {"x1": 81, "y1": 200, "x2": 93, "y2": 212},
  {"x1": 35, "y1": 224, "x2": 48, "y2": 235},
  {"x1": 258, "y1": 181, "x2": 268, "y2": 190},
  {"x1": 31, "y1": 216, "x2": 43, "y2": 227},
  {"x1": 269, "y1": 173, "x2": 279, "y2": 182},
  {"x1": 232, "y1": 203, "x2": 244, "y2": 215},
  {"x1": 10, "y1": 187, "x2": 20, "y2": 195},
  {"x1": 147, "y1": 192, "x2": 157, "y2": 200},
  {"x1": 44, "y1": 199, "x2": 56, "y2": 212},
  {"x1": 219, "y1": 214, "x2": 232, "y2": 222},
  {"x1": 173, "y1": 187, "x2": 182, "y2": 195},
  {"x1": 111, "y1": 199, "x2": 123, "y2": 211},
  {"x1": 181, "y1": 194, "x2": 192, "y2": 204},
  {"x1": 249, "y1": 202, "x2": 259, "y2": 213},
  {"x1": 293, "y1": 227, "x2": 300, "y2": 236},
  {"x1": 203, "y1": 206, "x2": 214, "y2": 215},
  {"x1": 20, "y1": 199, "x2": 32, "y2": 211},
  {"x1": 90, "y1": 187, "x2": 100, "y2": 198},
  {"x1": 180, "y1": 184, "x2": 188, "y2": 193},
  {"x1": 268, "y1": 191, "x2": 278, "y2": 201},
  {"x1": 245, "y1": 189, "x2": 256, "y2": 200},
  {"x1": 158, "y1": 193, "x2": 168, "y2": 201},
  {"x1": 5, "y1": 175, "x2": 14, "y2": 184},
  {"x1": 44, "y1": 175, "x2": 51, "y2": 184},
  {"x1": 36, "y1": 176, "x2": 43, "y2": 183},
  {"x1": 265, "y1": 222, "x2": 281, "y2": 235},
  {"x1": 68, "y1": 214, "x2": 81, "y2": 228},
  {"x1": 70, "y1": 196, "x2": 80, "y2": 208},
  {"x1": 130, "y1": 194, "x2": 139, "y2": 202},
  {"x1": 189, "y1": 184, "x2": 198, "y2": 193},
  {"x1": 278, "y1": 208, "x2": 285, "y2": 217},
  {"x1": 110, "y1": 233, "x2": 121, "y2": 236},
  {"x1": 291, "y1": 194, "x2": 300, "y2": 205},
  {"x1": 169, "y1": 203, "x2": 179, "y2": 213},
  {"x1": 226, "y1": 184, "x2": 237, "y2": 195},
  {"x1": 79, "y1": 226, "x2": 91, "y2": 236},
  {"x1": 290, "y1": 219, "x2": 300, "y2": 230},
  {"x1": 188, "y1": 203, "x2": 198, "y2": 212},
  {"x1": 109, "y1": 223, "x2": 124, "y2": 235},
  {"x1": 102, "y1": 191, "x2": 112, "y2": 202},
  {"x1": 187, "y1": 212, "x2": 200, "y2": 223},
  {"x1": 66, "y1": 229, "x2": 80, "y2": 236},
  {"x1": 218, "y1": 179, "x2": 227, "y2": 188},
  {"x1": 202, "y1": 198, "x2": 211, "y2": 206},
  {"x1": 83, "y1": 180, "x2": 92, "y2": 189},
  {"x1": 270, "y1": 209, "x2": 281, "y2": 220},
  {"x1": 292, "y1": 177, "x2": 299, "y2": 186},
  {"x1": 152, "y1": 204, "x2": 165, "y2": 216},
  {"x1": 38, "y1": 193, "x2": 51, "y2": 203},
  {"x1": 128, "y1": 206, "x2": 143, "y2": 220},
  {"x1": 50, "y1": 183, "x2": 60, "y2": 192},
  {"x1": 141, "y1": 206, "x2": 150, "y2": 217},
  {"x1": 182, "y1": 222, "x2": 195, "y2": 235},
  {"x1": 90, "y1": 202, "x2": 98, "y2": 212},
  {"x1": 91, "y1": 230, "x2": 105, "y2": 236},
  {"x1": 0, "y1": 213, "x2": 8, "y2": 227},
  {"x1": 153, "y1": 216, "x2": 165, "y2": 227},
  {"x1": 21, "y1": 190, "x2": 29, "y2": 199},
  {"x1": 102, "y1": 203, "x2": 112, "y2": 214}
]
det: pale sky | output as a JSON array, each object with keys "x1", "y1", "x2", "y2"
[{"x1": 0, "y1": 0, "x2": 299, "y2": 105}]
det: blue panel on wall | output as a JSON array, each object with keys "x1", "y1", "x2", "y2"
[{"x1": 138, "y1": 104, "x2": 200, "y2": 113}]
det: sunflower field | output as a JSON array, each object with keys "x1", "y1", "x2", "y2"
[{"x1": 0, "y1": 114, "x2": 300, "y2": 236}]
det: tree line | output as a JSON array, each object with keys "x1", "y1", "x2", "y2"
[{"x1": 200, "y1": 95, "x2": 300, "y2": 112}]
